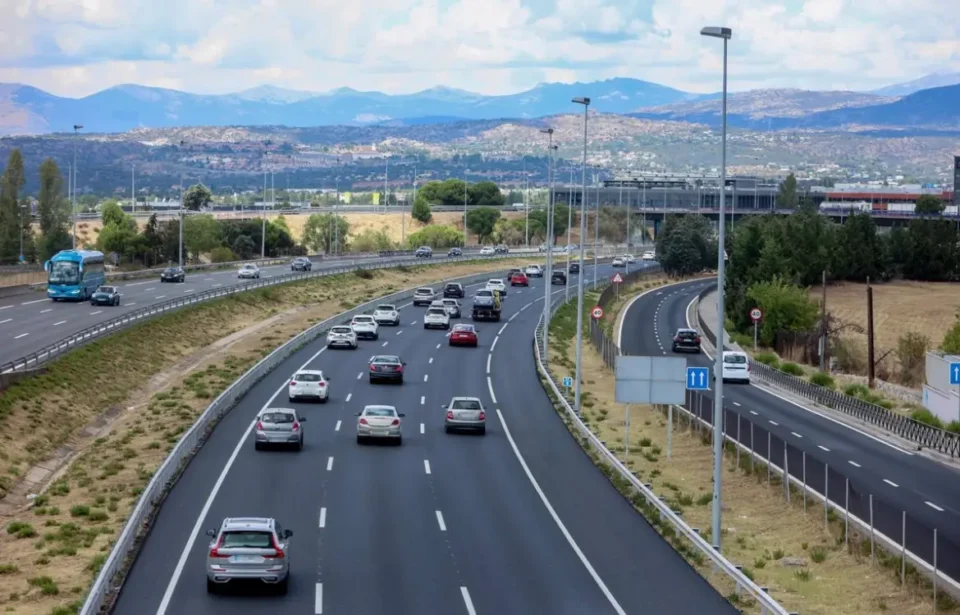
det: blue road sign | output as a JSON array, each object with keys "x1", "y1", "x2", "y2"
[
  {"x1": 686, "y1": 367, "x2": 710, "y2": 390},
  {"x1": 950, "y1": 362, "x2": 960, "y2": 386},
  {"x1": 562, "y1": 376, "x2": 574, "y2": 388}
]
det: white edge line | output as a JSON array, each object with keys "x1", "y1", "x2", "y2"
[
  {"x1": 883, "y1": 479, "x2": 899, "y2": 488},
  {"x1": 495, "y1": 407, "x2": 627, "y2": 615},
  {"x1": 926, "y1": 501, "x2": 945, "y2": 512},
  {"x1": 487, "y1": 377, "x2": 498, "y2": 405},
  {"x1": 491, "y1": 336, "x2": 498, "y2": 352}
]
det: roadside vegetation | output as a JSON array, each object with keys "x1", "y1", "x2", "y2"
[
  {"x1": 0, "y1": 256, "x2": 541, "y2": 615},
  {"x1": 543, "y1": 284, "x2": 949, "y2": 614}
]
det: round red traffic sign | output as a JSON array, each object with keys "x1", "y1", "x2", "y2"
[
  {"x1": 591, "y1": 306, "x2": 604, "y2": 320},
  {"x1": 750, "y1": 307, "x2": 763, "y2": 322}
]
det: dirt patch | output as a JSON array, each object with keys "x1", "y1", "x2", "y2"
[
  {"x1": 0, "y1": 256, "x2": 542, "y2": 615},
  {"x1": 546, "y1": 289, "x2": 942, "y2": 615}
]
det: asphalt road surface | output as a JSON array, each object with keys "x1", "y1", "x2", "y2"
[
  {"x1": 111, "y1": 262, "x2": 734, "y2": 615},
  {"x1": 622, "y1": 279, "x2": 960, "y2": 582}
]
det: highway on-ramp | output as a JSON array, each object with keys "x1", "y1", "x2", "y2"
[
  {"x1": 621, "y1": 279, "x2": 960, "y2": 582},
  {"x1": 112, "y1": 262, "x2": 735, "y2": 614}
]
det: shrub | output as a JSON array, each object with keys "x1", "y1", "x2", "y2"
[
  {"x1": 208, "y1": 246, "x2": 237, "y2": 263},
  {"x1": 780, "y1": 362, "x2": 804, "y2": 376},
  {"x1": 69, "y1": 505, "x2": 90, "y2": 517},
  {"x1": 911, "y1": 408, "x2": 945, "y2": 430},
  {"x1": 809, "y1": 371, "x2": 835, "y2": 389},
  {"x1": 753, "y1": 352, "x2": 780, "y2": 367},
  {"x1": 896, "y1": 332, "x2": 930, "y2": 387}
]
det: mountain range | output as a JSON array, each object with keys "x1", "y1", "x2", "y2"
[{"x1": 1, "y1": 73, "x2": 959, "y2": 137}]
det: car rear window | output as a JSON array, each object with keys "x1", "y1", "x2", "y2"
[
  {"x1": 221, "y1": 531, "x2": 273, "y2": 548},
  {"x1": 451, "y1": 399, "x2": 481, "y2": 410},
  {"x1": 678, "y1": 331, "x2": 698, "y2": 339},
  {"x1": 363, "y1": 407, "x2": 396, "y2": 417},
  {"x1": 724, "y1": 354, "x2": 748, "y2": 364},
  {"x1": 428, "y1": 308, "x2": 446, "y2": 315},
  {"x1": 445, "y1": 283, "x2": 460, "y2": 289},
  {"x1": 295, "y1": 373, "x2": 323, "y2": 382},
  {"x1": 354, "y1": 316, "x2": 374, "y2": 323},
  {"x1": 332, "y1": 326, "x2": 352, "y2": 333},
  {"x1": 373, "y1": 356, "x2": 400, "y2": 364},
  {"x1": 261, "y1": 412, "x2": 295, "y2": 423},
  {"x1": 376, "y1": 305, "x2": 395, "y2": 311},
  {"x1": 453, "y1": 324, "x2": 474, "y2": 332},
  {"x1": 416, "y1": 288, "x2": 433, "y2": 293}
]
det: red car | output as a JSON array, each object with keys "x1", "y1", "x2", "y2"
[
  {"x1": 449, "y1": 324, "x2": 479, "y2": 347},
  {"x1": 510, "y1": 272, "x2": 529, "y2": 286}
]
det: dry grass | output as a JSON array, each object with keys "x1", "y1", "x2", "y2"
[
  {"x1": 546, "y1": 289, "x2": 945, "y2": 615},
  {"x1": 0, "y1": 256, "x2": 542, "y2": 615}
]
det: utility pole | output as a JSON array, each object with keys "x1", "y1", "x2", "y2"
[
  {"x1": 131, "y1": 165, "x2": 136, "y2": 214},
  {"x1": 565, "y1": 167, "x2": 574, "y2": 301},
  {"x1": 463, "y1": 166, "x2": 468, "y2": 248},
  {"x1": 335, "y1": 157, "x2": 340, "y2": 255},
  {"x1": 261, "y1": 168, "x2": 267, "y2": 259},
  {"x1": 572, "y1": 96, "x2": 590, "y2": 414},
  {"x1": 71, "y1": 124, "x2": 83, "y2": 248},
  {"x1": 593, "y1": 170, "x2": 599, "y2": 288},
  {"x1": 820, "y1": 270, "x2": 828, "y2": 372},
  {"x1": 867, "y1": 276, "x2": 875, "y2": 388},
  {"x1": 540, "y1": 127, "x2": 555, "y2": 357},
  {"x1": 523, "y1": 159, "x2": 529, "y2": 247},
  {"x1": 178, "y1": 173, "x2": 184, "y2": 267},
  {"x1": 384, "y1": 157, "x2": 389, "y2": 213}
]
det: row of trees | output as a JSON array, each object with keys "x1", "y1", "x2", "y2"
[
  {"x1": 0, "y1": 150, "x2": 74, "y2": 264},
  {"x1": 410, "y1": 179, "x2": 507, "y2": 224}
]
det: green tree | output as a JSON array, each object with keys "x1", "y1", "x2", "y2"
[
  {"x1": 411, "y1": 196, "x2": 432, "y2": 224},
  {"x1": 350, "y1": 229, "x2": 396, "y2": 252},
  {"x1": 0, "y1": 149, "x2": 26, "y2": 263},
  {"x1": 655, "y1": 214, "x2": 716, "y2": 277},
  {"x1": 942, "y1": 313, "x2": 960, "y2": 355},
  {"x1": 405, "y1": 225, "x2": 463, "y2": 249},
  {"x1": 182, "y1": 215, "x2": 222, "y2": 260},
  {"x1": 468, "y1": 181, "x2": 505, "y2": 206},
  {"x1": 183, "y1": 184, "x2": 213, "y2": 211},
  {"x1": 466, "y1": 207, "x2": 501, "y2": 243},
  {"x1": 37, "y1": 158, "x2": 72, "y2": 260},
  {"x1": 915, "y1": 194, "x2": 945, "y2": 216},
  {"x1": 746, "y1": 276, "x2": 820, "y2": 346},
  {"x1": 776, "y1": 173, "x2": 799, "y2": 209},
  {"x1": 303, "y1": 213, "x2": 349, "y2": 253},
  {"x1": 232, "y1": 235, "x2": 257, "y2": 260},
  {"x1": 141, "y1": 213, "x2": 164, "y2": 267},
  {"x1": 100, "y1": 200, "x2": 128, "y2": 228}
]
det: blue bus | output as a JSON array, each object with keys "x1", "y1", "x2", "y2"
[{"x1": 45, "y1": 250, "x2": 106, "y2": 301}]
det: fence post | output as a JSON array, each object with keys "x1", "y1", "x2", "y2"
[{"x1": 750, "y1": 421, "x2": 755, "y2": 473}]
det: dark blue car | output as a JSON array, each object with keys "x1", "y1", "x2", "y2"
[{"x1": 90, "y1": 285, "x2": 120, "y2": 306}]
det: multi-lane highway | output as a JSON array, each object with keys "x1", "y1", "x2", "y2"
[
  {"x1": 621, "y1": 279, "x2": 960, "y2": 581},
  {"x1": 0, "y1": 252, "x2": 487, "y2": 366},
  {"x1": 112, "y1": 262, "x2": 734, "y2": 614}
]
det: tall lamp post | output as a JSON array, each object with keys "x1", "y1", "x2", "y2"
[
  {"x1": 540, "y1": 127, "x2": 555, "y2": 357},
  {"x1": 571, "y1": 96, "x2": 590, "y2": 413},
  {"x1": 701, "y1": 24, "x2": 732, "y2": 554},
  {"x1": 178, "y1": 140, "x2": 186, "y2": 267},
  {"x1": 565, "y1": 167, "x2": 574, "y2": 301},
  {"x1": 335, "y1": 156, "x2": 341, "y2": 254},
  {"x1": 71, "y1": 124, "x2": 83, "y2": 249},
  {"x1": 463, "y1": 164, "x2": 468, "y2": 248}
]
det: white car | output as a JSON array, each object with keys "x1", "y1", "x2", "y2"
[
  {"x1": 288, "y1": 369, "x2": 329, "y2": 403},
  {"x1": 525, "y1": 264, "x2": 543, "y2": 277},
  {"x1": 350, "y1": 315, "x2": 379, "y2": 340},
  {"x1": 424, "y1": 306, "x2": 451, "y2": 330},
  {"x1": 612, "y1": 257, "x2": 625, "y2": 268},
  {"x1": 624, "y1": 254, "x2": 636, "y2": 263},
  {"x1": 485, "y1": 278, "x2": 507, "y2": 296},
  {"x1": 373, "y1": 304, "x2": 401, "y2": 326},
  {"x1": 479, "y1": 246, "x2": 495, "y2": 256},
  {"x1": 238, "y1": 264, "x2": 261, "y2": 279},
  {"x1": 717, "y1": 351, "x2": 751, "y2": 384},
  {"x1": 641, "y1": 251, "x2": 656, "y2": 261},
  {"x1": 440, "y1": 298, "x2": 462, "y2": 318},
  {"x1": 356, "y1": 405, "x2": 405, "y2": 445},
  {"x1": 326, "y1": 325, "x2": 358, "y2": 349}
]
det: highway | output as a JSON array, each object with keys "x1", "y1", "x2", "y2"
[
  {"x1": 0, "y1": 253, "x2": 483, "y2": 366},
  {"x1": 112, "y1": 262, "x2": 735, "y2": 615},
  {"x1": 621, "y1": 279, "x2": 960, "y2": 581}
]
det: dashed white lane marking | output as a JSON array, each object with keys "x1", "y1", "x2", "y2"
[
  {"x1": 461, "y1": 587, "x2": 477, "y2": 615},
  {"x1": 749, "y1": 410, "x2": 758, "y2": 416},
  {"x1": 768, "y1": 420, "x2": 778, "y2": 426},
  {"x1": 420, "y1": 396, "x2": 425, "y2": 405},
  {"x1": 335, "y1": 420, "x2": 341, "y2": 432},
  {"x1": 396, "y1": 329, "x2": 403, "y2": 336},
  {"x1": 818, "y1": 445, "x2": 831, "y2": 452},
  {"x1": 184, "y1": 289, "x2": 195, "y2": 293},
  {"x1": 926, "y1": 501, "x2": 945, "y2": 512},
  {"x1": 733, "y1": 401, "x2": 741, "y2": 407},
  {"x1": 486, "y1": 354, "x2": 492, "y2": 374},
  {"x1": 423, "y1": 374, "x2": 429, "y2": 382},
  {"x1": 155, "y1": 295, "x2": 166, "y2": 299},
  {"x1": 791, "y1": 432, "x2": 802, "y2": 439},
  {"x1": 145, "y1": 287, "x2": 156, "y2": 291},
  {"x1": 420, "y1": 423, "x2": 425, "y2": 435},
  {"x1": 40, "y1": 308, "x2": 52, "y2": 314},
  {"x1": 127, "y1": 302, "x2": 137, "y2": 306},
  {"x1": 90, "y1": 310, "x2": 102, "y2": 315},
  {"x1": 382, "y1": 341, "x2": 389, "y2": 347},
  {"x1": 435, "y1": 510, "x2": 447, "y2": 531},
  {"x1": 326, "y1": 457, "x2": 334, "y2": 471},
  {"x1": 356, "y1": 372, "x2": 363, "y2": 380},
  {"x1": 345, "y1": 393, "x2": 352, "y2": 402},
  {"x1": 315, "y1": 583, "x2": 323, "y2": 614},
  {"x1": 319, "y1": 507, "x2": 327, "y2": 528},
  {"x1": 0, "y1": 318, "x2": 11, "y2": 324},
  {"x1": 883, "y1": 479, "x2": 899, "y2": 488},
  {"x1": 848, "y1": 460, "x2": 861, "y2": 468},
  {"x1": 21, "y1": 299, "x2": 46, "y2": 305},
  {"x1": 14, "y1": 333, "x2": 29, "y2": 339},
  {"x1": 436, "y1": 343, "x2": 441, "y2": 349},
  {"x1": 424, "y1": 460, "x2": 432, "y2": 475},
  {"x1": 429, "y1": 357, "x2": 434, "y2": 364},
  {"x1": 410, "y1": 321, "x2": 417, "y2": 325},
  {"x1": 53, "y1": 320, "x2": 66, "y2": 326}
]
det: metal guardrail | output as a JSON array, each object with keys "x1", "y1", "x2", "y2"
[
  {"x1": 693, "y1": 285, "x2": 960, "y2": 457},
  {"x1": 77, "y1": 253, "x2": 545, "y2": 615},
  {"x1": 533, "y1": 278, "x2": 790, "y2": 615}
]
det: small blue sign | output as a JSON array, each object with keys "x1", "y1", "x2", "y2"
[
  {"x1": 562, "y1": 376, "x2": 574, "y2": 388},
  {"x1": 686, "y1": 367, "x2": 710, "y2": 390},
  {"x1": 950, "y1": 362, "x2": 960, "y2": 386}
]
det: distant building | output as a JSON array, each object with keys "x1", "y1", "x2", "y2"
[{"x1": 954, "y1": 156, "x2": 960, "y2": 206}]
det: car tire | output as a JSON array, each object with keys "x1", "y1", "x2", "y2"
[
  {"x1": 254, "y1": 442, "x2": 262, "y2": 451},
  {"x1": 357, "y1": 435, "x2": 364, "y2": 445},
  {"x1": 115, "y1": 298, "x2": 120, "y2": 306},
  {"x1": 444, "y1": 426, "x2": 452, "y2": 434},
  {"x1": 297, "y1": 439, "x2": 303, "y2": 451},
  {"x1": 207, "y1": 579, "x2": 218, "y2": 594},
  {"x1": 478, "y1": 426, "x2": 486, "y2": 436},
  {"x1": 395, "y1": 436, "x2": 402, "y2": 446},
  {"x1": 397, "y1": 377, "x2": 403, "y2": 385},
  {"x1": 373, "y1": 333, "x2": 379, "y2": 340},
  {"x1": 277, "y1": 577, "x2": 289, "y2": 595},
  {"x1": 321, "y1": 396, "x2": 328, "y2": 404},
  {"x1": 423, "y1": 324, "x2": 429, "y2": 329}
]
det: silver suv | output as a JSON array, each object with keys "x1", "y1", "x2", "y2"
[
  {"x1": 206, "y1": 517, "x2": 293, "y2": 594},
  {"x1": 254, "y1": 408, "x2": 307, "y2": 451}
]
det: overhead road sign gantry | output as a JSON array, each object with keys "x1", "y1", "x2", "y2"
[{"x1": 686, "y1": 367, "x2": 710, "y2": 390}]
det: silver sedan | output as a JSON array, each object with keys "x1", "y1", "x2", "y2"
[
  {"x1": 356, "y1": 405, "x2": 406, "y2": 445},
  {"x1": 443, "y1": 397, "x2": 486, "y2": 435}
]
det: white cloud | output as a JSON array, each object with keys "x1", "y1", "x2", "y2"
[{"x1": 0, "y1": 0, "x2": 957, "y2": 97}]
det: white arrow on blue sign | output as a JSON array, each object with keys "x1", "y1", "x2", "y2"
[
  {"x1": 562, "y1": 376, "x2": 574, "y2": 388},
  {"x1": 686, "y1": 367, "x2": 710, "y2": 390},
  {"x1": 950, "y1": 362, "x2": 960, "y2": 386}
]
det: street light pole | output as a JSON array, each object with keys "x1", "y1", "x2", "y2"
[
  {"x1": 71, "y1": 124, "x2": 82, "y2": 249},
  {"x1": 701, "y1": 24, "x2": 733, "y2": 554},
  {"x1": 463, "y1": 165, "x2": 468, "y2": 248},
  {"x1": 261, "y1": 166, "x2": 267, "y2": 259},
  {"x1": 335, "y1": 156, "x2": 341, "y2": 254},
  {"x1": 572, "y1": 97, "x2": 590, "y2": 414},
  {"x1": 593, "y1": 169, "x2": 599, "y2": 288},
  {"x1": 540, "y1": 127, "x2": 555, "y2": 357},
  {"x1": 178, "y1": 172, "x2": 184, "y2": 267},
  {"x1": 565, "y1": 167, "x2": 573, "y2": 301}
]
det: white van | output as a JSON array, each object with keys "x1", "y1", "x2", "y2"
[{"x1": 718, "y1": 351, "x2": 751, "y2": 383}]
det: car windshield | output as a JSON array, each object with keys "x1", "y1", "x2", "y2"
[
  {"x1": 221, "y1": 531, "x2": 273, "y2": 549},
  {"x1": 373, "y1": 356, "x2": 400, "y2": 364},
  {"x1": 453, "y1": 324, "x2": 475, "y2": 332},
  {"x1": 295, "y1": 373, "x2": 323, "y2": 382},
  {"x1": 724, "y1": 354, "x2": 748, "y2": 364},
  {"x1": 376, "y1": 305, "x2": 395, "y2": 311},
  {"x1": 331, "y1": 327, "x2": 352, "y2": 334},
  {"x1": 363, "y1": 407, "x2": 397, "y2": 417},
  {"x1": 354, "y1": 317, "x2": 373, "y2": 323},
  {"x1": 241, "y1": 265, "x2": 255, "y2": 270},
  {"x1": 261, "y1": 412, "x2": 295, "y2": 423},
  {"x1": 451, "y1": 399, "x2": 481, "y2": 410},
  {"x1": 97, "y1": 286, "x2": 115, "y2": 293},
  {"x1": 164, "y1": 268, "x2": 178, "y2": 273},
  {"x1": 48, "y1": 261, "x2": 79, "y2": 284}
]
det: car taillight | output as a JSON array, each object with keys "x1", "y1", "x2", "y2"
[
  {"x1": 695, "y1": 336, "x2": 701, "y2": 343},
  {"x1": 318, "y1": 382, "x2": 326, "y2": 388},
  {"x1": 370, "y1": 365, "x2": 377, "y2": 371},
  {"x1": 359, "y1": 418, "x2": 368, "y2": 425},
  {"x1": 265, "y1": 535, "x2": 285, "y2": 559},
  {"x1": 446, "y1": 411, "x2": 454, "y2": 419},
  {"x1": 478, "y1": 411, "x2": 486, "y2": 420},
  {"x1": 208, "y1": 534, "x2": 224, "y2": 558},
  {"x1": 396, "y1": 365, "x2": 404, "y2": 373},
  {"x1": 256, "y1": 420, "x2": 264, "y2": 431},
  {"x1": 747, "y1": 363, "x2": 751, "y2": 372},
  {"x1": 292, "y1": 421, "x2": 300, "y2": 432},
  {"x1": 673, "y1": 337, "x2": 679, "y2": 342},
  {"x1": 290, "y1": 380, "x2": 297, "y2": 386},
  {"x1": 391, "y1": 419, "x2": 400, "y2": 426}
]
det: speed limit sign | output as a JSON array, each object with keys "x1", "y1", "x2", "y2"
[
  {"x1": 591, "y1": 306, "x2": 605, "y2": 320},
  {"x1": 750, "y1": 307, "x2": 763, "y2": 322}
]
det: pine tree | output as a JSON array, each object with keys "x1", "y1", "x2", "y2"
[
  {"x1": 37, "y1": 157, "x2": 72, "y2": 259},
  {"x1": 0, "y1": 149, "x2": 26, "y2": 263}
]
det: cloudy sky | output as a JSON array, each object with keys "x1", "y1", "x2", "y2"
[{"x1": 1, "y1": 0, "x2": 958, "y2": 97}]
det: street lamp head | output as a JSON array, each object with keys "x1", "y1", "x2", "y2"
[
  {"x1": 700, "y1": 26, "x2": 732, "y2": 39},
  {"x1": 73, "y1": 124, "x2": 83, "y2": 131},
  {"x1": 540, "y1": 127, "x2": 554, "y2": 135},
  {"x1": 571, "y1": 97, "x2": 591, "y2": 106}
]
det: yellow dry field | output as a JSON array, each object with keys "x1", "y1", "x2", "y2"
[
  {"x1": 547, "y1": 287, "x2": 939, "y2": 615},
  {"x1": 0, "y1": 256, "x2": 543, "y2": 615}
]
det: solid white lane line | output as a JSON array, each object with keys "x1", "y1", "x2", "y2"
[
  {"x1": 491, "y1": 336, "x2": 498, "y2": 352},
  {"x1": 460, "y1": 587, "x2": 477, "y2": 615},
  {"x1": 319, "y1": 508, "x2": 327, "y2": 528},
  {"x1": 927, "y1": 501, "x2": 945, "y2": 512},
  {"x1": 883, "y1": 479, "x2": 899, "y2": 488},
  {"x1": 791, "y1": 432, "x2": 802, "y2": 438},
  {"x1": 21, "y1": 299, "x2": 46, "y2": 305},
  {"x1": 315, "y1": 583, "x2": 323, "y2": 614},
  {"x1": 155, "y1": 346, "x2": 327, "y2": 615},
  {"x1": 733, "y1": 401, "x2": 741, "y2": 407},
  {"x1": 435, "y1": 510, "x2": 447, "y2": 531},
  {"x1": 14, "y1": 333, "x2": 29, "y2": 339},
  {"x1": 53, "y1": 320, "x2": 66, "y2": 326},
  {"x1": 326, "y1": 456, "x2": 334, "y2": 471},
  {"x1": 410, "y1": 321, "x2": 417, "y2": 325},
  {"x1": 486, "y1": 354, "x2": 492, "y2": 374},
  {"x1": 818, "y1": 445, "x2": 831, "y2": 452},
  {"x1": 487, "y1": 377, "x2": 498, "y2": 404},
  {"x1": 397, "y1": 329, "x2": 403, "y2": 336},
  {"x1": 420, "y1": 396, "x2": 425, "y2": 405},
  {"x1": 495, "y1": 408, "x2": 627, "y2": 614},
  {"x1": 0, "y1": 306, "x2": 10, "y2": 311},
  {"x1": 420, "y1": 422, "x2": 425, "y2": 434},
  {"x1": 424, "y1": 374, "x2": 429, "y2": 382},
  {"x1": 424, "y1": 460, "x2": 431, "y2": 475},
  {"x1": 357, "y1": 372, "x2": 363, "y2": 380},
  {"x1": 848, "y1": 460, "x2": 861, "y2": 468},
  {"x1": 345, "y1": 393, "x2": 352, "y2": 402}
]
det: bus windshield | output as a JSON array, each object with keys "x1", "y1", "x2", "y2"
[{"x1": 48, "y1": 261, "x2": 80, "y2": 285}]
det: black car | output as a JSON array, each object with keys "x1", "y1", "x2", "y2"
[
  {"x1": 494, "y1": 244, "x2": 509, "y2": 254},
  {"x1": 90, "y1": 285, "x2": 120, "y2": 306},
  {"x1": 447, "y1": 247, "x2": 462, "y2": 257},
  {"x1": 443, "y1": 283, "x2": 465, "y2": 298},
  {"x1": 415, "y1": 246, "x2": 433, "y2": 258},
  {"x1": 160, "y1": 267, "x2": 185, "y2": 283},
  {"x1": 569, "y1": 262, "x2": 580, "y2": 274},
  {"x1": 551, "y1": 270, "x2": 567, "y2": 285},
  {"x1": 291, "y1": 257, "x2": 312, "y2": 271},
  {"x1": 368, "y1": 355, "x2": 406, "y2": 384},
  {"x1": 672, "y1": 328, "x2": 702, "y2": 353}
]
